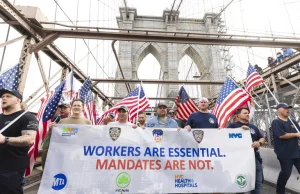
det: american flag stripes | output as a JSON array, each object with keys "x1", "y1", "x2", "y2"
[
  {"x1": 175, "y1": 86, "x2": 198, "y2": 121},
  {"x1": 211, "y1": 77, "x2": 250, "y2": 128},
  {"x1": 97, "y1": 86, "x2": 150, "y2": 124},
  {"x1": 245, "y1": 64, "x2": 264, "y2": 92},
  {"x1": 25, "y1": 81, "x2": 66, "y2": 175},
  {"x1": 0, "y1": 64, "x2": 19, "y2": 113},
  {"x1": 79, "y1": 77, "x2": 96, "y2": 124}
]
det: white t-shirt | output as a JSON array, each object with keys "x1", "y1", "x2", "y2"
[{"x1": 108, "y1": 121, "x2": 133, "y2": 127}]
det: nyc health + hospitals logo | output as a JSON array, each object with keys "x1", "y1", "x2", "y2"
[
  {"x1": 52, "y1": 173, "x2": 67, "y2": 190},
  {"x1": 174, "y1": 174, "x2": 197, "y2": 188},
  {"x1": 61, "y1": 127, "x2": 78, "y2": 136},
  {"x1": 115, "y1": 172, "x2": 131, "y2": 192}
]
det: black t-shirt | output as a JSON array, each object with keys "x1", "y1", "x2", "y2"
[
  {"x1": 186, "y1": 112, "x2": 218, "y2": 128},
  {"x1": 271, "y1": 117, "x2": 300, "y2": 159},
  {"x1": 0, "y1": 110, "x2": 38, "y2": 173},
  {"x1": 227, "y1": 121, "x2": 264, "y2": 153}
]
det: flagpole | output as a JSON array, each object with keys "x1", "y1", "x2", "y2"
[
  {"x1": 262, "y1": 82, "x2": 300, "y2": 132},
  {"x1": 136, "y1": 82, "x2": 142, "y2": 124},
  {"x1": 0, "y1": 99, "x2": 41, "y2": 134}
]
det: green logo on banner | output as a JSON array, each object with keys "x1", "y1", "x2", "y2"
[
  {"x1": 236, "y1": 174, "x2": 247, "y2": 188},
  {"x1": 116, "y1": 172, "x2": 131, "y2": 188}
]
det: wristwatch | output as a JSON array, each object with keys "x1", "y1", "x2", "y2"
[{"x1": 4, "y1": 137, "x2": 9, "y2": 144}]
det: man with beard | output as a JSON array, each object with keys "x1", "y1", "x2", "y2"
[
  {"x1": 168, "y1": 109, "x2": 185, "y2": 128},
  {"x1": 271, "y1": 103, "x2": 300, "y2": 194},
  {"x1": 147, "y1": 102, "x2": 178, "y2": 128},
  {"x1": 137, "y1": 112, "x2": 147, "y2": 129},
  {"x1": 185, "y1": 97, "x2": 218, "y2": 131},
  {"x1": 0, "y1": 89, "x2": 38, "y2": 194},
  {"x1": 228, "y1": 108, "x2": 265, "y2": 194}
]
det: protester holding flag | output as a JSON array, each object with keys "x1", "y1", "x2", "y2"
[
  {"x1": 26, "y1": 81, "x2": 66, "y2": 176},
  {"x1": 0, "y1": 89, "x2": 38, "y2": 193},
  {"x1": 185, "y1": 97, "x2": 218, "y2": 131},
  {"x1": 41, "y1": 102, "x2": 71, "y2": 169}
]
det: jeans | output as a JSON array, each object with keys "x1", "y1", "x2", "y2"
[
  {"x1": 251, "y1": 156, "x2": 263, "y2": 194},
  {"x1": 276, "y1": 157, "x2": 300, "y2": 194},
  {"x1": 0, "y1": 169, "x2": 25, "y2": 194}
]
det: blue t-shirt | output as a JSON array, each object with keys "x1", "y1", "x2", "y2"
[
  {"x1": 186, "y1": 112, "x2": 218, "y2": 128},
  {"x1": 271, "y1": 118, "x2": 300, "y2": 159},
  {"x1": 228, "y1": 121, "x2": 263, "y2": 153}
]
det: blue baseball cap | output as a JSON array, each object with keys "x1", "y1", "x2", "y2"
[{"x1": 276, "y1": 103, "x2": 292, "y2": 109}]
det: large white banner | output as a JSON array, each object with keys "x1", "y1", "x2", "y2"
[{"x1": 39, "y1": 125, "x2": 255, "y2": 193}]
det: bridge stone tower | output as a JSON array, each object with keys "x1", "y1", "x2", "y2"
[{"x1": 115, "y1": 8, "x2": 225, "y2": 100}]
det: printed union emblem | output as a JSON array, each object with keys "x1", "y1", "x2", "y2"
[
  {"x1": 109, "y1": 127, "x2": 121, "y2": 141},
  {"x1": 152, "y1": 129, "x2": 163, "y2": 143},
  {"x1": 236, "y1": 174, "x2": 247, "y2": 188},
  {"x1": 208, "y1": 118, "x2": 215, "y2": 124},
  {"x1": 193, "y1": 130, "x2": 204, "y2": 144}
]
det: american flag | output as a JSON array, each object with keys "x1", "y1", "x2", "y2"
[
  {"x1": 61, "y1": 71, "x2": 77, "y2": 104},
  {"x1": 79, "y1": 77, "x2": 96, "y2": 124},
  {"x1": 0, "y1": 64, "x2": 19, "y2": 113},
  {"x1": 25, "y1": 81, "x2": 66, "y2": 175},
  {"x1": 97, "y1": 86, "x2": 150, "y2": 124},
  {"x1": 175, "y1": 86, "x2": 198, "y2": 121},
  {"x1": 245, "y1": 64, "x2": 264, "y2": 92},
  {"x1": 211, "y1": 77, "x2": 250, "y2": 128}
]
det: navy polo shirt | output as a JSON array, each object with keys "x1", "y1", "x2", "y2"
[
  {"x1": 271, "y1": 117, "x2": 300, "y2": 159},
  {"x1": 228, "y1": 121, "x2": 264, "y2": 153},
  {"x1": 186, "y1": 112, "x2": 218, "y2": 128}
]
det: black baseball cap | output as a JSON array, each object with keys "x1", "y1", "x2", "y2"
[
  {"x1": 276, "y1": 103, "x2": 292, "y2": 109},
  {"x1": 0, "y1": 89, "x2": 23, "y2": 102},
  {"x1": 118, "y1": 105, "x2": 129, "y2": 112}
]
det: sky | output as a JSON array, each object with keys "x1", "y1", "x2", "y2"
[{"x1": 0, "y1": 0, "x2": 300, "y2": 111}]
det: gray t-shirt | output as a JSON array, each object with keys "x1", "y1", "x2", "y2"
[{"x1": 157, "y1": 118, "x2": 168, "y2": 128}]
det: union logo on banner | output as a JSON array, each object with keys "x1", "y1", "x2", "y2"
[
  {"x1": 192, "y1": 130, "x2": 204, "y2": 144},
  {"x1": 152, "y1": 129, "x2": 163, "y2": 143},
  {"x1": 109, "y1": 127, "x2": 121, "y2": 141}
]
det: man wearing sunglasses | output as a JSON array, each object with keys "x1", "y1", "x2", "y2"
[{"x1": 168, "y1": 109, "x2": 185, "y2": 128}]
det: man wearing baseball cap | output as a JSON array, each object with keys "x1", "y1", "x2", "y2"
[
  {"x1": 271, "y1": 103, "x2": 300, "y2": 194},
  {"x1": 41, "y1": 101, "x2": 71, "y2": 169},
  {"x1": 147, "y1": 102, "x2": 178, "y2": 128},
  {"x1": 0, "y1": 89, "x2": 38, "y2": 193},
  {"x1": 108, "y1": 106, "x2": 136, "y2": 128},
  {"x1": 185, "y1": 97, "x2": 218, "y2": 131}
]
